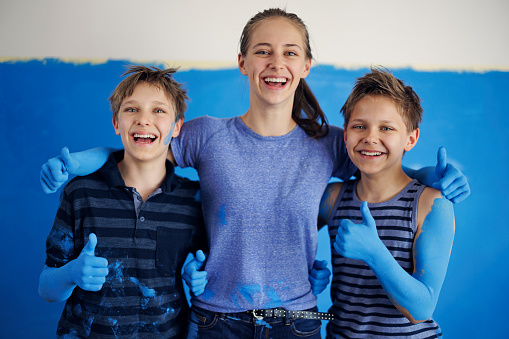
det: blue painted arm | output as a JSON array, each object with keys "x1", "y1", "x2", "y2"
[
  {"x1": 182, "y1": 250, "x2": 208, "y2": 297},
  {"x1": 309, "y1": 260, "x2": 331, "y2": 295},
  {"x1": 40, "y1": 147, "x2": 116, "y2": 193},
  {"x1": 404, "y1": 146, "x2": 470, "y2": 203},
  {"x1": 38, "y1": 233, "x2": 109, "y2": 303},
  {"x1": 334, "y1": 198, "x2": 455, "y2": 323}
]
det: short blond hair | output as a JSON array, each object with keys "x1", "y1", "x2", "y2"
[
  {"x1": 109, "y1": 65, "x2": 188, "y2": 121},
  {"x1": 341, "y1": 66, "x2": 422, "y2": 131}
]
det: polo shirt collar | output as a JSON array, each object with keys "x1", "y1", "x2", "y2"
[{"x1": 99, "y1": 150, "x2": 179, "y2": 193}]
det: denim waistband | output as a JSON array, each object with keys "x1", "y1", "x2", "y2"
[{"x1": 192, "y1": 305, "x2": 320, "y2": 324}]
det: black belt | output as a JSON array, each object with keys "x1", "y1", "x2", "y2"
[{"x1": 249, "y1": 308, "x2": 334, "y2": 321}]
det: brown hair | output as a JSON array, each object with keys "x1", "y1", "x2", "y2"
[
  {"x1": 109, "y1": 65, "x2": 188, "y2": 121},
  {"x1": 341, "y1": 66, "x2": 422, "y2": 131},
  {"x1": 239, "y1": 8, "x2": 329, "y2": 138}
]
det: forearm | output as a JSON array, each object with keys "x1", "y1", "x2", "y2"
[
  {"x1": 38, "y1": 265, "x2": 76, "y2": 303},
  {"x1": 403, "y1": 165, "x2": 436, "y2": 185},
  {"x1": 71, "y1": 147, "x2": 117, "y2": 175},
  {"x1": 367, "y1": 247, "x2": 437, "y2": 323}
]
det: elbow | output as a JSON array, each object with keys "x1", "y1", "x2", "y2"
[
  {"x1": 38, "y1": 285, "x2": 53, "y2": 303},
  {"x1": 402, "y1": 308, "x2": 434, "y2": 324},
  {"x1": 38, "y1": 283, "x2": 57, "y2": 303},
  {"x1": 406, "y1": 303, "x2": 436, "y2": 324},
  {"x1": 396, "y1": 295, "x2": 437, "y2": 324},
  {"x1": 408, "y1": 315, "x2": 431, "y2": 325},
  {"x1": 38, "y1": 273, "x2": 61, "y2": 303}
]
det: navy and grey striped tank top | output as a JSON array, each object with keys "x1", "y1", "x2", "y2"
[{"x1": 326, "y1": 179, "x2": 442, "y2": 338}]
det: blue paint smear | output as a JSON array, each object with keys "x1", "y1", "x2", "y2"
[
  {"x1": 163, "y1": 122, "x2": 175, "y2": 145},
  {"x1": 255, "y1": 318, "x2": 273, "y2": 329},
  {"x1": 263, "y1": 286, "x2": 283, "y2": 309},
  {"x1": 201, "y1": 288, "x2": 215, "y2": 300},
  {"x1": 217, "y1": 204, "x2": 228, "y2": 227},
  {"x1": 129, "y1": 276, "x2": 156, "y2": 297},
  {"x1": 238, "y1": 284, "x2": 261, "y2": 305}
]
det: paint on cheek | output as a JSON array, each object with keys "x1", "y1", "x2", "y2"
[{"x1": 163, "y1": 122, "x2": 176, "y2": 145}]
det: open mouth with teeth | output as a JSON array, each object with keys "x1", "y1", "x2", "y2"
[
  {"x1": 359, "y1": 150, "x2": 384, "y2": 157},
  {"x1": 132, "y1": 133, "x2": 157, "y2": 144},
  {"x1": 263, "y1": 77, "x2": 288, "y2": 87}
]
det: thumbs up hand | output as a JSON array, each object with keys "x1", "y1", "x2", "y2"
[
  {"x1": 68, "y1": 233, "x2": 109, "y2": 291},
  {"x1": 40, "y1": 147, "x2": 80, "y2": 193},
  {"x1": 182, "y1": 250, "x2": 208, "y2": 297},
  {"x1": 334, "y1": 202, "x2": 385, "y2": 263}
]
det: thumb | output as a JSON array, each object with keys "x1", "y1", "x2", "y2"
[
  {"x1": 195, "y1": 250, "x2": 207, "y2": 264},
  {"x1": 187, "y1": 250, "x2": 206, "y2": 272},
  {"x1": 435, "y1": 146, "x2": 447, "y2": 178},
  {"x1": 82, "y1": 233, "x2": 97, "y2": 256},
  {"x1": 360, "y1": 201, "x2": 376, "y2": 228},
  {"x1": 313, "y1": 259, "x2": 328, "y2": 270},
  {"x1": 61, "y1": 147, "x2": 80, "y2": 173}
]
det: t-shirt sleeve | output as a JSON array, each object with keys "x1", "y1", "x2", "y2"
[
  {"x1": 171, "y1": 116, "x2": 221, "y2": 170},
  {"x1": 327, "y1": 125, "x2": 358, "y2": 181},
  {"x1": 45, "y1": 188, "x2": 77, "y2": 268}
]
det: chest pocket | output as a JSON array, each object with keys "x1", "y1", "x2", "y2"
[{"x1": 155, "y1": 227, "x2": 193, "y2": 276}]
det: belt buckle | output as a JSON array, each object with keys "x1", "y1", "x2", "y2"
[{"x1": 252, "y1": 310, "x2": 263, "y2": 320}]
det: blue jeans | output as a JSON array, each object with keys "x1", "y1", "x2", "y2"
[{"x1": 186, "y1": 305, "x2": 322, "y2": 339}]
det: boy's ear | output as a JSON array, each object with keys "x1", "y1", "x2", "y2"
[
  {"x1": 171, "y1": 118, "x2": 184, "y2": 138},
  {"x1": 112, "y1": 116, "x2": 120, "y2": 135},
  {"x1": 404, "y1": 128, "x2": 419, "y2": 151},
  {"x1": 238, "y1": 53, "x2": 248, "y2": 76}
]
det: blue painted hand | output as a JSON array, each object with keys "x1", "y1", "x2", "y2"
[
  {"x1": 431, "y1": 147, "x2": 470, "y2": 203},
  {"x1": 69, "y1": 233, "x2": 109, "y2": 291},
  {"x1": 309, "y1": 259, "x2": 331, "y2": 295},
  {"x1": 40, "y1": 147, "x2": 80, "y2": 193},
  {"x1": 182, "y1": 250, "x2": 208, "y2": 297},
  {"x1": 334, "y1": 201, "x2": 385, "y2": 262}
]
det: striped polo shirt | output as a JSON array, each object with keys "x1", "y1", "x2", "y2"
[
  {"x1": 45, "y1": 151, "x2": 205, "y2": 338},
  {"x1": 327, "y1": 179, "x2": 442, "y2": 338}
]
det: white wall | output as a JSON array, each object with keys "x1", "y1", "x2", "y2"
[{"x1": 1, "y1": 0, "x2": 508, "y2": 70}]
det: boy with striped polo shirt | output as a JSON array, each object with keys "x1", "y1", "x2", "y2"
[
  {"x1": 318, "y1": 67, "x2": 456, "y2": 338},
  {"x1": 38, "y1": 66, "x2": 206, "y2": 338}
]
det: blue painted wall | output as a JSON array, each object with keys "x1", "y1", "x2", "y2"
[{"x1": 1, "y1": 60, "x2": 507, "y2": 338}]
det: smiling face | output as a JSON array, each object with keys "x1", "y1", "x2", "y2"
[
  {"x1": 238, "y1": 17, "x2": 311, "y2": 110},
  {"x1": 344, "y1": 95, "x2": 419, "y2": 176},
  {"x1": 113, "y1": 81, "x2": 182, "y2": 165}
]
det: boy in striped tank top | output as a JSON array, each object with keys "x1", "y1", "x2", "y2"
[
  {"x1": 38, "y1": 66, "x2": 206, "y2": 338},
  {"x1": 318, "y1": 67, "x2": 456, "y2": 338}
]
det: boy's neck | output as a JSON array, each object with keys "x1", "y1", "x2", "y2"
[
  {"x1": 356, "y1": 168, "x2": 412, "y2": 203},
  {"x1": 117, "y1": 156, "x2": 167, "y2": 202}
]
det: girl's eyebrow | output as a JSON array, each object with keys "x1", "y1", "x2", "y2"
[{"x1": 252, "y1": 42, "x2": 303, "y2": 50}]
